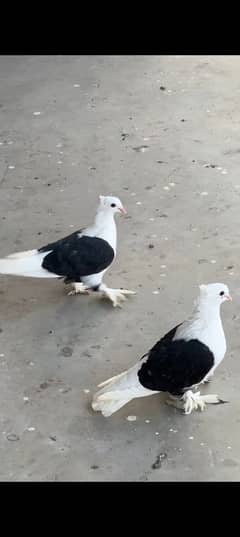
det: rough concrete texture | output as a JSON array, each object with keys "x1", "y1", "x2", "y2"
[{"x1": 0, "y1": 55, "x2": 240, "y2": 481}]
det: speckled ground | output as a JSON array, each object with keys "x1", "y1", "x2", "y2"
[{"x1": 0, "y1": 55, "x2": 240, "y2": 481}]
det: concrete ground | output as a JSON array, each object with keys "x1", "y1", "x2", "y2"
[{"x1": 0, "y1": 55, "x2": 240, "y2": 481}]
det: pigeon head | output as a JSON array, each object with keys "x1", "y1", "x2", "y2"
[
  {"x1": 98, "y1": 195, "x2": 126, "y2": 215},
  {"x1": 199, "y1": 283, "x2": 232, "y2": 304}
]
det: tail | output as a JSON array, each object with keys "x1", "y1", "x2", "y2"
[
  {"x1": 0, "y1": 249, "x2": 58, "y2": 278},
  {"x1": 92, "y1": 364, "x2": 154, "y2": 417}
]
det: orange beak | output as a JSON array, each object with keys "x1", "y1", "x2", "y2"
[
  {"x1": 119, "y1": 206, "x2": 127, "y2": 215},
  {"x1": 226, "y1": 294, "x2": 232, "y2": 301}
]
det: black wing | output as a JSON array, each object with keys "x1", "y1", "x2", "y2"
[
  {"x1": 138, "y1": 324, "x2": 214, "y2": 396},
  {"x1": 38, "y1": 231, "x2": 114, "y2": 283}
]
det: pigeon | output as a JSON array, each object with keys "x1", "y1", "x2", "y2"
[
  {"x1": 92, "y1": 283, "x2": 231, "y2": 416},
  {"x1": 0, "y1": 195, "x2": 136, "y2": 307}
]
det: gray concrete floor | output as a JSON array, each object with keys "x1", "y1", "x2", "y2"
[{"x1": 0, "y1": 55, "x2": 240, "y2": 481}]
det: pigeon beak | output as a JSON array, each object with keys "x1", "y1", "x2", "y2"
[
  {"x1": 119, "y1": 207, "x2": 127, "y2": 215},
  {"x1": 226, "y1": 294, "x2": 232, "y2": 301}
]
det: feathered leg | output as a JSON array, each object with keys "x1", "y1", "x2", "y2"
[
  {"x1": 166, "y1": 390, "x2": 227, "y2": 415},
  {"x1": 98, "y1": 282, "x2": 136, "y2": 308},
  {"x1": 68, "y1": 282, "x2": 90, "y2": 296}
]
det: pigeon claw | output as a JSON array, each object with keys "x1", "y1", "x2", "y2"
[
  {"x1": 101, "y1": 287, "x2": 136, "y2": 307},
  {"x1": 68, "y1": 283, "x2": 90, "y2": 296}
]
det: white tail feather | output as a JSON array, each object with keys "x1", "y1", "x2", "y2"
[
  {"x1": 0, "y1": 249, "x2": 58, "y2": 278},
  {"x1": 92, "y1": 364, "x2": 156, "y2": 417},
  {"x1": 92, "y1": 396, "x2": 132, "y2": 417},
  {"x1": 7, "y1": 249, "x2": 38, "y2": 259}
]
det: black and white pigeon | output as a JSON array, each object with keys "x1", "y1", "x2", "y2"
[
  {"x1": 0, "y1": 195, "x2": 136, "y2": 307},
  {"x1": 92, "y1": 283, "x2": 231, "y2": 416}
]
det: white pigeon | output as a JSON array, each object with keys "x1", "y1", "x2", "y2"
[
  {"x1": 92, "y1": 283, "x2": 231, "y2": 416},
  {"x1": 0, "y1": 195, "x2": 136, "y2": 307}
]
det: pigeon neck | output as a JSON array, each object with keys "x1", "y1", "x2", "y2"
[
  {"x1": 95, "y1": 208, "x2": 115, "y2": 226},
  {"x1": 94, "y1": 209, "x2": 117, "y2": 251},
  {"x1": 191, "y1": 296, "x2": 221, "y2": 322}
]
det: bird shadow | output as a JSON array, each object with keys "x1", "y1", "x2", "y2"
[{"x1": 0, "y1": 276, "x2": 121, "y2": 322}]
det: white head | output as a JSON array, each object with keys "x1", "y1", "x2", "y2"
[
  {"x1": 98, "y1": 195, "x2": 126, "y2": 215},
  {"x1": 199, "y1": 283, "x2": 232, "y2": 305}
]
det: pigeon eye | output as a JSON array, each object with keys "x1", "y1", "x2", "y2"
[
  {"x1": 219, "y1": 291, "x2": 224, "y2": 296},
  {"x1": 111, "y1": 203, "x2": 116, "y2": 208}
]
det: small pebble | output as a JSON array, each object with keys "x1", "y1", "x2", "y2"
[
  {"x1": 145, "y1": 420, "x2": 150, "y2": 423},
  {"x1": 164, "y1": 237, "x2": 168, "y2": 241},
  {"x1": 133, "y1": 145, "x2": 148, "y2": 153},
  {"x1": 155, "y1": 432, "x2": 159, "y2": 436},
  {"x1": 217, "y1": 167, "x2": 222, "y2": 170},
  {"x1": 8, "y1": 165, "x2": 15, "y2": 169},
  {"x1": 73, "y1": 84, "x2": 80, "y2": 87},
  {"x1": 131, "y1": 192, "x2": 136, "y2": 196},
  {"x1": 160, "y1": 265, "x2": 166, "y2": 269},
  {"x1": 188, "y1": 436, "x2": 194, "y2": 440},
  {"x1": 210, "y1": 260, "x2": 217, "y2": 264},
  {"x1": 33, "y1": 111, "x2": 41, "y2": 116},
  {"x1": 7, "y1": 141, "x2": 13, "y2": 145},
  {"x1": 23, "y1": 397, "x2": 29, "y2": 402},
  {"x1": 56, "y1": 143, "x2": 63, "y2": 148},
  {"x1": 29, "y1": 362, "x2": 34, "y2": 366},
  {"x1": 57, "y1": 161, "x2": 63, "y2": 164},
  {"x1": 221, "y1": 170, "x2": 228, "y2": 175},
  {"x1": 200, "y1": 192, "x2": 208, "y2": 196},
  {"x1": 152, "y1": 291, "x2": 160, "y2": 295},
  {"x1": 7, "y1": 434, "x2": 19, "y2": 442},
  {"x1": 200, "y1": 442, "x2": 205, "y2": 446},
  {"x1": 136, "y1": 201, "x2": 142, "y2": 205},
  {"x1": 169, "y1": 182, "x2": 175, "y2": 187},
  {"x1": 126, "y1": 415, "x2": 137, "y2": 422},
  {"x1": 61, "y1": 346, "x2": 73, "y2": 357},
  {"x1": 0, "y1": 353, "x2": 4, "y2": 358},
  {"x1": 83, "y1": 389, "x2": 90, "y2": 394},
  {"x1": 40, "y1": 382, "x2": 49, "y2": 390},
  {"x1": 227, "y1": 446, "x2": 232, "y2": 450},
  {"x1": 149, "y1": 218, "x2": 155, "y2": 221},
  {"x1": 27, "y1": 427, "x2": 35, "y2": 432},
  {"x1": 163, "y1": 186, "x2": 170, "y2": 191}
]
